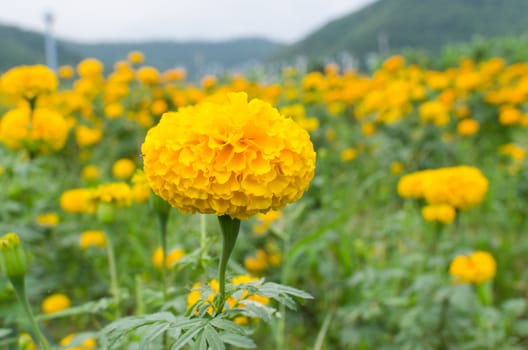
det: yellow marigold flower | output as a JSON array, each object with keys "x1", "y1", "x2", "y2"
[
  {"x1": 91, "y1": 182, "x2": 133, "y2": 207},
  {"x1": 75, "y1": 125, "x2": 103, "y2": 148},
  {"x1": 151, "y1": 99, "x2": 168, "y2": 115},
  {"x1": 422, "y1": 166, "x2": 488, "y2": 210},
  {"x1": 340, "y1": 148, "x2": 358, "y2": 162},
  {"x1": 244, "y1": 249, "x2": 268, "y2": 275},
  {"x1": 163, "y1": 68, "x2": 187, "y2": 82},
  {"x1": 499, "y1": 106, "x2": 521, "y2": 125},
  {"x1": 419, "y1": 100, "x2": 449, "y2": 127},
  {"x1": 18, "y1": 332, "x2": 37, "y2": 350},
  {"x1": 42, "y1": 293, "x2": 71, "y2": 314},
  {"x1": 136, "y1": 66, "x2": 160, "y2": 85},
  {"x1": 253, "y1": 210, "x2": 282, "y2": 234},
  {"x1": 499, "y1": 143, "x2": 525, "y2": 162},
  {"x1": 152, "y1": 247, "x2": 185, "y2": 269},
  {"x1": 36, "y1": 213, "x2": 59, "y2": 227},
  {"x1": 77, "y1": 58, "x2": 104, "y2": 78},
  {"x1": 201, "y1": 75, "x2": 217, "y2": 89},
  {"x1": 130, "y1": 170, "x2": 150, "y2": 202},
  {"x1": 112, "y1": 158, "x2": 136, "y2": 179},
  {"x1": 104, "y1": 103, "x2": 124, "y2": 119},
  {"x1": 58, "y1": 65, "x2": 75, "y2": 80},
  {"x1": 80, "y1": 230, "x2": 107, "y2": 249},
  {"x1": 382, "y1": 55, "x2": 405, "y2": 72},
  {"x1": 0, "y1": 107, "x2": 70, "y2": 153},
  {"x1": 1, "y1": 65, "x2": 58, "y2": 100},
  {"x1": 82, "y1": 165, "x2": 102, "y2": 182},
  {"x1": 127, "y1": 50, "x2": 145, "y2": 65},
  {"x1": 60, "y1": 188, "x2": 95, "y2": 214},
  {"x1": 60, "y1": 333, "x2": 97, "y2": 349},
  {"x1": 142, "y1": 92, "x2": 316, "y2": 219},
  {"x1": 361, "y1": 122, "x2": 376, "y2": 137},
  {"x1": 449, "y1": 251, "x2": 496, "y2": 284},
  {"x1": 457, "y1": 118, "x2": 480, "y2": 136},
  {"x1": 0, "y1": 166, "x2": 4, "y2": 176},
  {"x1": 421, "y1": 204, "x2": 456, "y2": 224}
]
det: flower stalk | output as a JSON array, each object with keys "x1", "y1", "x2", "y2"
[{"x1": 216, "y1": 215, "x2": 240, "y2": 314}]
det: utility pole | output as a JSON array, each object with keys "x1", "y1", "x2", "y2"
[{"x1": 44, "y1": 12, "x2": 58, "y2": 71}]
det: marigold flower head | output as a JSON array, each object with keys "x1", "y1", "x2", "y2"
[
  {"x1": 36, "y1": 213, "x2": 60, "y2": 227},
  {"x1": 1, "y1": 65, "x2": 58, "y2": 100},
  {"x1": 398, "y1": 166, "x2": 488, "y2": 210},
  {"x1": 127, "y1": 50, "x2": 145, "y2": 65},
  {"x1": 142, "y1": 92, "x2": 316, "y2": 219},
  {"x1": 340, "y1": 148, "x2": 358, "y2": 162},
  {"x1": 136, "y1": 66, "x2": 160, "y2": 85},
  {"x1": 80, "y1": 230, "x2": 107, "y2": 249},
  {"x1": 58, "y1": 65, "x2": 75, "y2": 80},
  {"x1": 42, "y1": 293, "x2": 71, "y2": 314},
  {"x1": 457, "y1": 118, "x2": 480, "y2": 136},
  {"x1": 449, "y1": 251, "x2": 496, "y2": 284},
  {"x1": 422, "y1": 166, "x2": 488, "y2": 210},
  {"x1": 0, "y1": 107, "x2": 70, "y2": 153},
  {"x1": 112, "y1": 158, "x2": 136, "y2": 179},
  {"x1": 92, "y1": 182, "x2": 133, "y2": 207},
  {"x1": 151, "y1": 247, "x2": 185, "y2": 269},
  {"x1": 82, "y1": 165, "x2": 102, "y2": 182},
  {"x1": 104, "y1": 103, "x2": 124, "y2": 118},
  {"x1": 75, "y1": 125, "x2": 103, "y2": 148},
  {"x1": 77, "y1": 58, "x2": 104, "y2": 78},
  {"x1": 421, "y1": 204, "x2": 456, "y2": 224},
  {"x1": 60, "y1": 188, "x2": 96, "y2": 214},
  {"x1": 131, "y1": 170, "x2": 151, "y2": 202}
]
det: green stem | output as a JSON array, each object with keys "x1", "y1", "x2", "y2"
[
  {"x1": 104, "y1": 233, "x2": 120, "y2": 318},
  {"x1": 10, "y1": 277, "x2": 49, "y2": 350},
  {"x1": 200, "y1": 214, "x2": 207, "y2": 262},
  {"x1": 158, "y1": 213, "x2": 169, "y2": 301},
  {"x1": 216, "y1": 215, "x2": 240, "y2": 314}
]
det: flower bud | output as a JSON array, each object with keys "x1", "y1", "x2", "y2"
[{"x1": 0, "y1": 233, "x2": 28, "y2": 279}]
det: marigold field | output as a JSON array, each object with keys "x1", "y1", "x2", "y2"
[{"x1": 2, "y1": 53, "x2": 528, "y2": 349}]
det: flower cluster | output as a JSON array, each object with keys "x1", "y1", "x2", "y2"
[
  {"x1": 449, "y1": 251, "x2": 496, "y2": 284},
  {"x1": 1, "y1": 65, "x2": 58, "y2": 101},
  {"x1": 398, "y1": 166, "x2": 488, "y2": 212},
  {"x1": 142, "y1": 92, "x2": 316, "y2": 219},
  {"x1": 0, "y1": 107, "x2": 70, "y2": 153}
]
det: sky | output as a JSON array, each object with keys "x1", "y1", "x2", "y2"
[{"x1": 1, "y1": 0, "x2": 376, "y2": 43}]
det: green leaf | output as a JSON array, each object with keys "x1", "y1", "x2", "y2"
[
  {"x1": 0, "y1": 329, "x2": 12, "y2": 338},
  {"x1": 171, "y1": 323, "x2": 204, "y2": 350},
  {"x1": 219, "y1": 332, "x2": 256, "y2": 349},
  {"x1": 204, "y1": 325, "x2": 225, "y2": 350},
  {"x1": 210, "y1": 318, "x2": 245, "y2": 334}
]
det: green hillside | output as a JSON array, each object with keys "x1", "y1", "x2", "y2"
[
  {"x1": 63, "y1": 38, "x2": 284, "y2": 76},
  {"x1": 0, "y1": 23, "x2": 285, "y2": 77},
  {"x1": 274, "y1": 0, "x2": 528, "y2": 62},
  {"x1": 0, "y1": 24, "x2": 81, "y2": 71}
]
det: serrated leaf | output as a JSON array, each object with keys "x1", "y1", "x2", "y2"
[
  {"x1": 171, "y1": 323, "x2": 204, "y2": 350},
  {"x1": 219, "y1": 332, "x2": 256, "y2": 349},
  {"x1": 210, "y1": 318, "x2": 245, "y2": 334},
  {"x1": 204, "y1": 325, "x2": 225, "y2": 350},
  {"x1": 261, "y1": 282, "x2": 313, "y2": 299}
]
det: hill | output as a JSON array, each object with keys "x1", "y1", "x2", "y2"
[
  {"x1": 0, "y1": 24, "x2": 81, "y2": 71},
  {"x1": 274, "y1": 0, "x2": 528, "y2": 63},
  {"x1": 0, "y1": 23, "x2": 285, "y2": 77}
]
